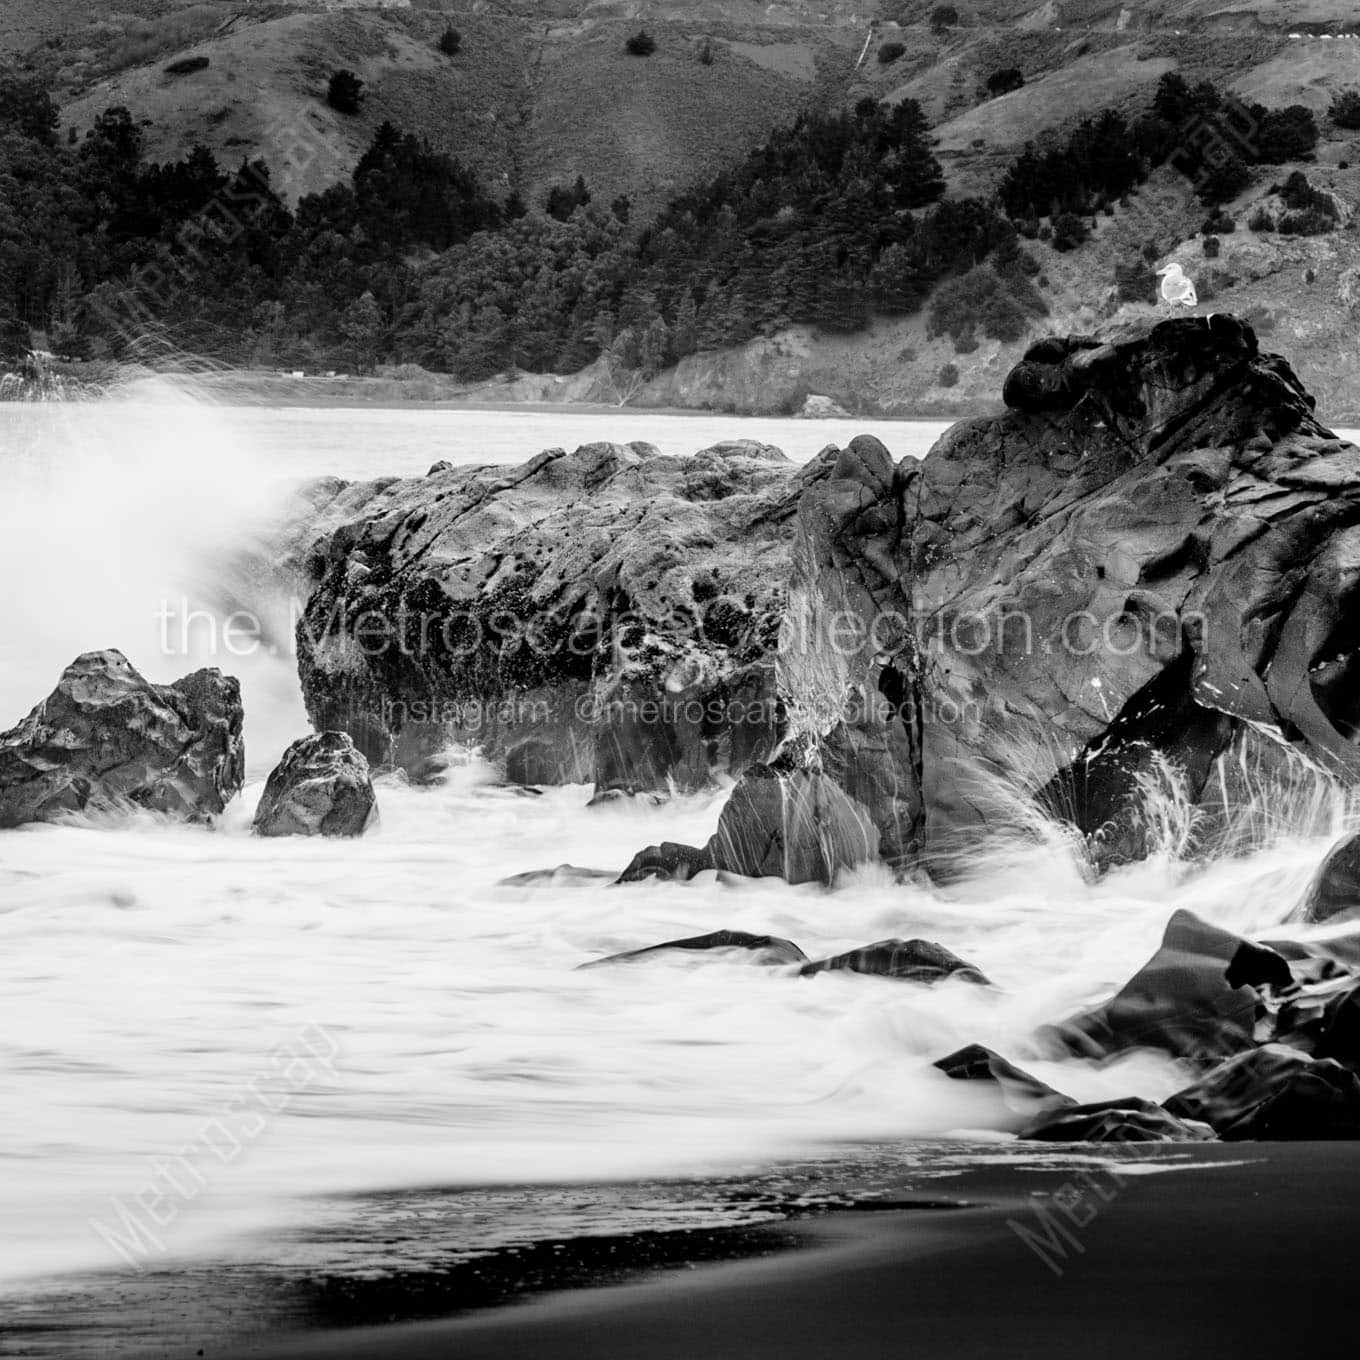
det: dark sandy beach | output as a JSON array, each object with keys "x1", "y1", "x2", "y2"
[{"x1": 210, "y1": 1143, "x2": 1360, "y2": 1360}]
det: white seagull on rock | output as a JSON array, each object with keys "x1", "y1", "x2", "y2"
[{"x1": 1156, "y1": 262, "x2": 1198, "y2": 307}]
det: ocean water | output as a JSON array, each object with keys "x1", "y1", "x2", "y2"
[{"x1": 0, "y1": 391, "x2": 1355, "y2": 1302}]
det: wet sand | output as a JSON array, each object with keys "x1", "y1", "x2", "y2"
[{"x1": 217, "y1": 1143, "x2": 1360, "y2": 1360}]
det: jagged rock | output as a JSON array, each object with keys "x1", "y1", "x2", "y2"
[
  {"x1": 1164, "y1": 1044, "x2": 1360, "y2": 1139},
  {"x1": 933, "y1": 1043, "x2": 1074, "y2": 1131},
  {"x1": 1273, "y1": 974, "x2": 1360, "y2": 1068},
  {"x1": 1296, "y1": 832, "x2": 1360, "y2": 923},
  {"x1": 579, "y1": 929, "x2": 807, "y2": 969},
  {"x1": 285, "y1": 314, "x2": 1360, "y2": 883},
  {"x1": 801, "y1": 938, "x2": 989, "y2": 983},
  {"x1": 780, "y1": 315, "x2": 1360, "y2": 873},
  {"x1": 253, "y1": 732, "x2": 376, "y2": 837},
  {"x1": 289, "y1": 440, "x2": 830, "y2": 797},
  {"x1": 0, "y1": 650, "x2": 244, "y2": 827},
  {"x1": 1018, "y1": 1096, "x2": 1214, "y2": 1144},
  {"x1": 1042, "y1": 910, "x2": 1291, "y2": 1062}
]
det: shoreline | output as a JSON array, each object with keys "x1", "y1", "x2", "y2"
[
  {"x1": 210, "y1": 1142, "x2": 1360, "y2": 1360},
  {"x1": 6, "y1": 361, "x2": 997, "y2": 419}
]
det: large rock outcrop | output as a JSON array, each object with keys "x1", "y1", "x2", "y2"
[
  {"x1": 0, "y1": 650, "x2": 244, "y2": 827},
  {"x1": 253, "y1": 731, "x2": 377, "y2": 838},
  {"x1": 290, "y1": 316, "x2": 1360, "y2": 881},
  {"x1": 780, "y1": 315, "x2": 1360, "y2": 873},
  {"x1": 290, "y1": 441, "x2": 829, "y2": 795}
]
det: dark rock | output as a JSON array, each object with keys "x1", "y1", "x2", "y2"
[
  {"x1": 1164, "y1": 1044, "x2": 1360, "y2": 1139},
  {"x1": 618, "y1": 759, "x2": 879, "y2": 887},
  {"x1": 1296, "y1": 832, "x2": 1360, "y2": 923},
  {"x1": 1043, "y1": 910, "x2": 1290, "y2": 1061},
  {"x1": 801, "y1": 938, "x2": 989, "y2": 984},
  {"x1": 933, "y1": 1043, "x2": 1074, "y2": 1131},
  {"x1": 617, "y1": 840, "x2": 715, "y2": 883},
  {"x1": 779, "y1": 314, "x2": 1360, "y2": 874},
  {"x1": 1273, "y1": 975, "x2": 1360, "y2": 1068},
  {"x1": 579, "y1": 929, "x2": 807, "y2": 969},
  {"x1": 1019, "y1": 1096, "x2": 1214, "y2": 1144},
  {"x1": 283, "y1": 315, "x2": 1360, "y2": 883},
  {"x1": 289, "y1": 440, "x2": 808, "y2": 797},
  {"x1": 708, "y1": 762, "x2": 880, "y2": 885},
  {"x1": 0, "y1": 650, "x2": 244, "y2": 827},
  {"x1": 253, "y1": 732, "x2": 376, "y2": 837}
]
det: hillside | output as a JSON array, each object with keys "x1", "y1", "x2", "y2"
[{"x1": 9, "y1": 2, "x2": 1360, "y2": 413}]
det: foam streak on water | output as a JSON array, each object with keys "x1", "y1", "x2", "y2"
[{"x1": 0, "y1": 396, "x2": 1355, "y2": 1286}]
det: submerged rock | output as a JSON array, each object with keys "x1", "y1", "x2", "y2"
[
  {"x1": 253, "y1": 732, "x2": 376, "y2": 837},
  {"x1": 801, "y1": 938, "x2": 990, "y2": 984},
  {"x1": 1164, "y1": 1044, "x2": 1360, "y2": 1139},
  {"x1": 1018, "y1": 1096, "x2": 1214, "y2": 1144},
  {"x1": 933, "y1": 1044, "x2": 1073, "y2": 1132},
  {"x1": 1043, "y1": 910, "x2": 1291, "y2": 1062},
  {"x1": 0, "y1": 650, "x2": 244, "y2": 827},
  {"x1": 579, "y1": 929, "x2": 807, "y2": 969},
  {"x1": 1296, "y1": 832, "x2": 1360, "y2": 924}
]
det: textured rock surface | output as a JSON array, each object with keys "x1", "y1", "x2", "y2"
[
  {"x1": 1164, "y1": 1044, "x2": 1360, "y2": 1139},
  {"x1": 287, "y1": 315, "x2": 1360, "y2": 882},
  {"x1": 781, "y1": 315, "x2": 1360, "y2": 873},
  {"x1": 1296, "y1": 832, "x2": 1360, "y2": 924},
  {"x1": 253, "y1": 731, "x2": 376, "y2": 838},
  {"x1": 0, "y1": 650, "x2": 244, "y2": 827},
  {"x1": 1042, "y1": 910, "x2": 1291, "y2": 1062},
  {"x1": 1018, "y1": 1097, "x2": 1214, "y2": 1144},
  {"x1": 291, "y1": 441, "x2": 829, "y2": 795},
  {"x1": 619, "y1": 759, "x2": 880, "y2": 886}
]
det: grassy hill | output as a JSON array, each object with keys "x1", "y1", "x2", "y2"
[{"x1": 10, "y1": 1, "x2": 1360, "y2": 412}]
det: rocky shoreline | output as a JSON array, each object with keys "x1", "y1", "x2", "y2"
[{"x1": 8, "y1": 312, "x2": 1360, "y2": 1148}]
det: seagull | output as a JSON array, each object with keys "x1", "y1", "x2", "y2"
[{"x1": 1156, "y1": 262, "x2": 1198, "y2": 308}]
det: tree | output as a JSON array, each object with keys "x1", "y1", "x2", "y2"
[
  {"x1": 1255, "y1": 104, "x2": 1318, "y2": 163},
  {"x1": 340, "y1": 290, "x2": 382, "y2": 372},
  {"x1": 1197, "y1": 153, "x2": 1251, "y2": 205},
  {"x1": 1051, "y1": 211, "x2": 1089, "y2": 251},
  {"x1": 625, "y1": 31, "x2": 656, "y2": 57},
  {"x1": 327, "y1": 70, "x2": 364, "y2": 116},
  {"x1": 0, "y1": 68, "x2": 60, "y2": 143},
  {"x1": 438, "y1": 27, "x2": 461, "y2": 56},
  {"x1": 545, "y1": 175, "x2": 591, "y2": 221},
  {"x1": 1330, "y1": 89, "x2": 1360, "y2": 130},
  {"x1": 879, "y1": 42, "x2": 906, "y2": 64},
  {"x1": 930, "y1": 5, "x2": 959, "y2": 34},
  {"x1": 986, "y1": 68, "x2": 1024, "y2": 97}
]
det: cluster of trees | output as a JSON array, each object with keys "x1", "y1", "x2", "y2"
[
  {"x1": 0, "y1": 58, "x2": 1336, "y2": 381},
  {"x1": 4, "y1": 72, "x2": 1037, "y2": 379},
  {"x1": 999, "y1": 72, "x2": 1320, "y2": 224}
]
